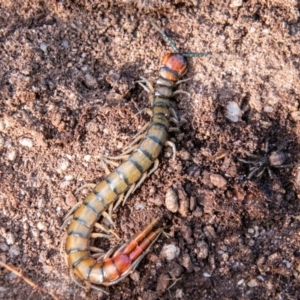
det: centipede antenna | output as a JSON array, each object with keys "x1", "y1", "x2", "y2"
[
  {"x1": 150, "y1": 21, "x2": 179, "y2": 53},
  {"x1": 183, "y1": 52, "x2": 212, "y2": 58}
]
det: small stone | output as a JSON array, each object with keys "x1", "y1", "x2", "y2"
[
  {"x1": 84, "y1": 155, "x2": 91, "y2": 161},
  {"x1": 264, "y1": 106, "x2": 273, "y2": 113},
  {"x1": 203, "y1": 272, "x2": 212, "y2": 278},
  {"x1": 179, "y1": 149, "x2": 192, "y2": 161},
  {"x1": 196, "y1": 241, "x2": 209, "y2": 259},
  {"x1": 61, "y1": 40, "x2": 69, "y2": 48},
  {"x1": 9, "y1": 245, "x2": 21, "y2": 257},
  {"x1": 7, "y1": 149, "x2": 17, "y2": 161},
  {"x1": 130, "y1": 271, "x2": 140, "y2": 282},
  {"x1": 168, "y1": 261, "x2": 183, "y2": 277},
  {"x1": 165, "y1": 188, "x2": 178, "y2": 213},
  {"x1": 31, "y1": 228, "x2": 40, "y2": 238},
  {"x1": 84, "y1": 74, "x2": 98, "y2": 89},
  {"x1": 57, "y1": 158, "x2": 70, "y2": 173},
  {"x1": 6, "y1": 232, "x2": 15, "y2": 245},
  {"x1": 40, "y1": 43, "x2": 47, "y2": 52},
  {"x1": 291, "y1": 111, "x2": 300, "y2": 121},
  {"x1": 37, "y1": 222, "x2": 46, "y2": 231},
  {"x1": 86, "y1": 121, "x2": 98, "y2": 133},
  {"x1": 180, "y1": 253, "x2": 194, "y2": 273},
  {"x1": 237, "y1": 279, "x2": 244, "y2": 285},
  {"x1": 247, "y1": 278, "x2": 258, "y2": 287},
  {"x1": 156, "y1": 274, "x2": 169, "y2": 294},
  {"x1": 160, "y1": 244, "x2": 180, "y2": 261},
  {"x1": 175, "y1": 289, "x2": 184, "y2": 299},
  {"x1": 180, "y1": 225, "x2": 193, "y2": 244},
  {"x1": 134, "y1": 202, "x2": 145, "y2": 210},
  {"x1": 178, "y1": 188, "x2": 189, "y2": 217},
  {"x1": 42, "y1": 265, "x2": 54, "y2": 274},
  {"x1": 225, "y1": 101, "x2": 241, "y2": 122},
  {"x1": 230, "y1": 0, "x2": 243, "y2": 7},
  {"x1": 210, "y1": 174, "x2": 227, "y2": 189},
  {"x1": 149, "y1": 195, "x2": 163, "y2": 206},
  {"x1": 0, "y1": 243, "x2": 9, "y2": 251},
  {"x1": 203, "y1": 225, "x2": 217, "y2": 240},
  {"x1": 196, "y1": 189, "x2": 215, "y2": 214},
  {"x1": 0, "y1": 253, "x2": 6, "y2": 263}
]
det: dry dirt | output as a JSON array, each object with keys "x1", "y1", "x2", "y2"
[{"x1": 1, "y1": 1, "x2": 300, "y2": 299}]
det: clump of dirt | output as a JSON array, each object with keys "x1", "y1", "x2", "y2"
[{"x1": 1, "y1": 1, "x2": 300, "y2": 299}]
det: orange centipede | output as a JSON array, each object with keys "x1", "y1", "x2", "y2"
[{"x1": 61, "y1": 21, "x2": 209, "y2": 294}]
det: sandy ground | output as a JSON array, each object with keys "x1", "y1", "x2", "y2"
[{"x1": 1, "y1": 0, "x2": 300, "y2": 299}]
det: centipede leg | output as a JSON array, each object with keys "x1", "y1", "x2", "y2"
[
  {"x1": 165, "y1": 141, "x2": 176, "y2": 161},
  {"x1": 175, "y1": 78, "x2": 191, "y2": 85},
  {"x1": 172, "y1": 90, "x2": 190, "y2": 97},
  {"x1": 113, "y1": 183, "x2": 136, "y2": 210},
  {"x1": 169, "y1": 108, "x2": 179, "y2": 121},
  {"x1": 136, "y1": 76, "x2": 155, "y2": 93}
]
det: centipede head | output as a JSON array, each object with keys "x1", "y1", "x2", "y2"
[{"x1": 162, "y1": 53, "x2": 187, "y2": 77}]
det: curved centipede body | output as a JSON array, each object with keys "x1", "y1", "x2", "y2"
[
  {"x1": 65, "y1": 53, "x2": 188, "y2": 290},
  {"x1": 63, "y1": 22, "x2": 209, "y2": 293}
]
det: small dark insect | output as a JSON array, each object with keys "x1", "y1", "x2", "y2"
[{"x1": 238, "y1": 141, "x2": 294, "y2": 179}]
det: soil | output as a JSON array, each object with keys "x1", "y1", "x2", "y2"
[{"x1": 1, "y1": 1, "x2": 300, "y2": 299}]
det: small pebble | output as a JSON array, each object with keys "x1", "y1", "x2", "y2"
[
  {"x1": 237, "y1": 279, "x2": 244, "y2": 285},
  {"x1": 196, "y1": 241, "x2": 209, "y2": 259},
  {"x1": 37, "y1": 222, "x2": 46, "y2": 231},
  {"x1": 180, "y1": 253, "x2": 194, "y2": 273},
  {"x1": 134, "y1": 202, "x2": 145, "y2": 210},
  {"x1": 84, "y1": 74, "x2": 98, "y2": 89},
  {"x1": 156, "y1": 274, "x2": 169, "y2": 294},
  {"x1": 230, "y1": 0, "x2": 243, "y2": 7},
  {"x1": 160, "y1": 244, "x2": 180, "y2": 261},
  {"x1": 9, "y1": 245, "x2": 21, "y2": 257},
  {"x1": 42, "y1": 265, "x2": 54, "y2": 274},
  {"x1": 178, "y1": 188, "x2": 189, "y2": 217},
  {"x1": 264, "y1": 106, "x2": 273, "y2": 113},
  {"x1": 165, "y1": 188, "x2": 178, "y2": 213},
  {"x1": 203, "y1": 225, "x2": 217, "y2": 240},
  {"x1": 203, "y1": 272, "x2": 212, "y2": 278},
  {"x1": 282, "y1": 259, "x2": 291, "y2": 269},
  {"x1": 168, "y1": 261, "x2": 183, "y2": 277},
  {"x1": 40, "y1": 43, "x2": 47, "y2": 52},
  {"x1": 175, "y1": 289, "x2": 184, "y2": 299},
  {"x1": 57, "y1": 158, "x2": 70, "y2": 173},
  {"x1": 179, "y1": 149, "x2": 192, "y2": 161},
  {"x1": 247, "y1": 278, "x2": 258, "y2": 287},
  {"x1": 31, "y1": 228, "x2": 40, "y2": 238},
  {"x1": 7, "y1": 149, "x2": 17, "y2": 161},
  {"x1": 210, "y1": 174, "x2": 227, "y2": 189},
  {"x1": 130, "y1": 271, "x2": 140, "y2": 282},
  {"x1": 84, "y1": 155, "x2": 91, "y2": 161},
  {"x1": 61, "y1": 40, "x2": 69, "y2": 48},
  {"x1": 225, "y1": 101, "x2": 241, "y2": 122},
  {"x1": 0, "y1": 243, "x2": 9, "y2": 251},
  {"x1": 5, "y1": 232, "x2": 15, "y2": 245},
  {"x1": 0, "y1": 253, "x2": 6, "y2": 263}
]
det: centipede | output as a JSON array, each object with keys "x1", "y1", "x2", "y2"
[{"x1": 61, "y1": 21, "x2": 209, "y2": 294}]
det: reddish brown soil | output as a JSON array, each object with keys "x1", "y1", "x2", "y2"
[{"x1": 1, "y1": 1, "x2": 300, "y2": 299}]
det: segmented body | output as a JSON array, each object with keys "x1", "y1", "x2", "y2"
[{"x1": 65, "y1": 53, "x2": 188, "y2": 287}]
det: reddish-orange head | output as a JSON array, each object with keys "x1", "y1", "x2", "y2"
[{"x1": 161, "y1": 53, "x2": 187, "y2": 77}]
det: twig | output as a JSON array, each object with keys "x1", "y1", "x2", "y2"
[{"x1": 0, "y1": 261, "x2": 59, "y2": 300}]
